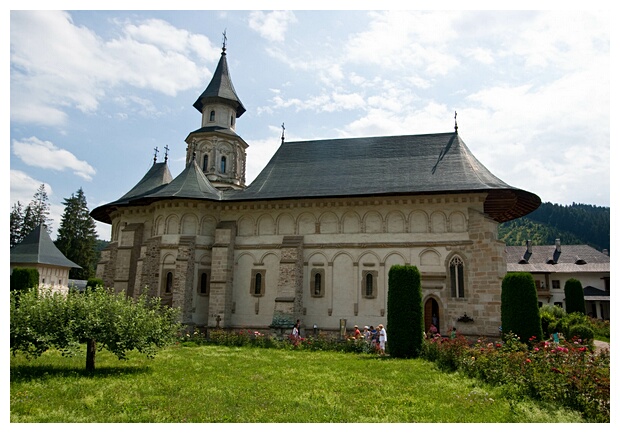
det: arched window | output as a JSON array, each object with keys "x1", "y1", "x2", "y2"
[
  {"x1": 230, "y1": 115, "x2": 234, "y2": 126},
  {"x1": 254, "y1": 273, "x2": 262, "y2": 295},
  {"x1": 361, "y1": 271, "x2": 377, "y2": 298},
  {"x1": 366, "y1": 273, "x2": 373, "y2": 297},
  {"x1": 202, "y1": 154, "x2": 209, "y2": 171},
  {"x1": 220, "y1": 156, "x2": 227, "y2": 173},
  {"x1": 209, "y1": 110, "x2": 215, "y2": 122},
  {"x1": 314, "y1": 273, "x2": 321, "y2": 295},
  {"x1": 199, "y1": 272, "x2": 209, "y2": 295},
  {"x1": 310, "y1": 268, "x2": 325, "y2": 297},
  {"x1": 165, "y1": 272, "x2": 173, "y2": 293},
  {"x1": 251, "y1": 270, "x2": 265, "y2": 296},
  {"x1": 449, "y1": 256, "x2": 465, "y2": 298}
]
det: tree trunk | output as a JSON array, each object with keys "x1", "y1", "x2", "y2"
[{"x1": 86, "y1": 339, "x2": 96, "y2": 372}]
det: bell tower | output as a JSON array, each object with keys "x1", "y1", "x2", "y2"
[{"x1": 185, "y1": 32, "x2": 248, "y2": 190}]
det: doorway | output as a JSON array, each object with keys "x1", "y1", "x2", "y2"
[{"x1": 424, "y1": 298, "x2": 440, "y2": 334}]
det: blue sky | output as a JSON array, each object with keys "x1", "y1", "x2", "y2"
[{"x1": 8, "y1": 5, "x2": 611, "y2": 241}]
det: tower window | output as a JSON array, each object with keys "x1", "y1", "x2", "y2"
[
  {"x1": 220, "y1": 156, "x2": 227, "y2": 173},
  {"x1": 209, "y1": 110, "x2": 215, "y2": 122},
  {"x1": 202, "y1": 154, "x2": 209, "y2": 171},
  {"x1": 231, "y1": 115, "x2": 234, "y2": 126},
  {"x1": 449, "y1": 255, "x2": 465, "y2": 298}
]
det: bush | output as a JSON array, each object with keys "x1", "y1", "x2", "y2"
[
  {"x1": 10, "y1": 268, "x2": 39, "y2": 294},
  {"x1": 501, "y1": 273, "x2": 543, "y2": 344},
  {"x1": 588, "y1": 317, "x2": 609, "y2": 340},
  {"x1": 85, "y1": 277, "x2": 104, "y2": 292},
  {"x1": 387, "y1": 265, "x2": 423, "y2": 358},
  {"x1": 564, "y1": 278, "x2": 586, "y2": 314},
  {"x1": 421, "y1": 333, "x2": 610, "y2": 422},
  {"x1": 539, "y1": 305, "x2": 565, "y2": 338},
  {"x1": 566, "y1": 324, "x2": 594, "y2": 342}
]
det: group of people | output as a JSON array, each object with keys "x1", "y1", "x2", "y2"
[{"x1": 352, "y1": 324, "x2": 387, "y2": 354}]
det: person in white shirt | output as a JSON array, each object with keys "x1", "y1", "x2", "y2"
[{"x1": 378, "y1": 324, "x2": 387, "y2": 354}]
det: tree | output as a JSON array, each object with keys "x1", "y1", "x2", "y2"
[
  {"x1": 10, "y1": 184, "x2": 53, "y2": 246},
  {"x1": 564, "y1": 278, "x2": 586, "y2": 315},
  {"x1": 10, "y1": 287, "x2": 180, "y2": 372},
  {"x1": 55, "y1": 188, "x2": 99, "y2": 280},
  {"x1": 387, "y1": 265, "x2": 424, "y2": 358},
  {"x1": 501, "y1": 272, "x2": 543, "y2": 344},
  {"x1": 10, "y1": 201, "x2": 25, "y2": 248},
  {"x1": 27, "y1": 184, "x2": 53, "y2": 234}
]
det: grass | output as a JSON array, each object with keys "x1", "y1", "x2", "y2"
[{"x1": 10, "y1": 344, "x2": 584, "y2": 423}]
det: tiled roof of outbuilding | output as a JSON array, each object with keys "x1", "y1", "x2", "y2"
[
  {"x1": 506, "y1": 244, "x2": 610, "y2": 273},
  {"x1": 10, "y1": 225, "x2": 81, "y2": 269}
]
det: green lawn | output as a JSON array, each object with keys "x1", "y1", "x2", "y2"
[{"x1": 10, "y1": 344, "x2": 583, "y2": 423}]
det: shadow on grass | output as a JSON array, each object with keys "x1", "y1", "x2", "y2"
[{"x1": 10, "y1": 364, "x2": 152, "y2": 383}]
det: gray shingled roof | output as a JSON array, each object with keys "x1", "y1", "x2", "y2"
[
  {"x1": 145, "y1": 158, "x2": 222, "y2": 201},
  {"x1": 185, "y1": 125, "x2": 242, "y2": 142},
  {"x1": 91, "y1": 162, "x2": 173, "y2": 223},
  {"x1": 506, "y1": 244, "x2": 610, "y2": 273},
  {"x1": 227, "y1": 132, "x2": 540, "y2": 222},
  {"x1": 583, "y1": 285, "x2": 609, "y2": 300},
  {"x1": 10, "y1": 225, "x2": 81, "y2": 269},
  {"x1": 116, "y1": 162, "x2": 173, "y2": 202},
  {"x1": 193, "y1": 49, "x2": 245, "y2": 117},
  {"x1": 91, "y1": 132, "x2": 541, "y2": 225}
]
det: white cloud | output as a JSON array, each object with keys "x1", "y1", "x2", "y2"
[
  {"x1": 10, "y1": 11, "x2": 217, "y2": 126},
  {"x1": 345, "y1": 11, "x2": 460, "y2": 75},
  {"x1": 12, "y1": 137, "x2": 97, "y2": 181},
  {"x1": 248, "y1": 11, "x2": 297, "y2": 42},
  {"x1": 9, "y1": 170, "x2": 52, "y2": 209},
  {"x1": 465, "y1": 47, "x2": 494, "y2": 65}
]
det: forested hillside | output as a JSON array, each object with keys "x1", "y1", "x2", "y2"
[{"x1": 498, "y1": 202, "x2": 610, "y2": 252}]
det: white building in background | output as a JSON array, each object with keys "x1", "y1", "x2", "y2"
[
  {"x1": 10, "y1": 224, "x2": 81, "y2": 294},
  {"x1": 506, "y1": 240, "x2": 610, "y2": 320}
]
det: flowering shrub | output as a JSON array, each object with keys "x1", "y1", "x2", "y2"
[
  {"x1": 421, "y1": 332, "x2": 610, "y2": 422},
  {"x1": 207, "y1": 329, "x2": 280, "y2": 348},
  {"x1": 200, "y1": 329, "x2": 380, "y2": 354},
  {"x1": 178, "y1": 330, "x2": 208, "y2": 346},
  {"x1": 588, "y1": 317, "x2": 610, "y2": 340}
]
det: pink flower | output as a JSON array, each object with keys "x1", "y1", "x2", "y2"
[{"x1": 526, "y1": 359, "x2": 531, "y2": 363}]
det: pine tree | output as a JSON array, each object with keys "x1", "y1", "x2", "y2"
[
  {"x1": 10, "y1": 184, "x2": 53, "y2": 247},
  {"x1": 55, "y1": 188, "x2": 98, "y2": 280},
  {"x1": 22, "y1": 184, "x2": 53, "y2": 237},
  {"x1": 10, "y1": 201, "x2": 25, "y2": 248}
]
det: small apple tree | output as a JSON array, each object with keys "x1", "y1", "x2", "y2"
[{"x1": 10, "y1": 287, "x2": 180, "y2": 371}]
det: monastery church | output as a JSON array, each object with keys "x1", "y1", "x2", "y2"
[{"x1": 91, "y1": 42, "x2": 541, "y2": 337}]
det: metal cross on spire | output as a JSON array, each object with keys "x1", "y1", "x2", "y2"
[
  {"x1": 222, "y1": 29, "x2": 227, "y2": 53},
  {"x1": 454, "y1": 111, "x2": 458, "y2": 134},
  {"x1": 153, "y1": 146, "x2": 159, "y2": 163},
  {"x1": 164, "y1": 145, "x2": 169, "y2": 163},
  {"x1": 281, "y1": 122, "x2": 286, "y2": 144}
]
